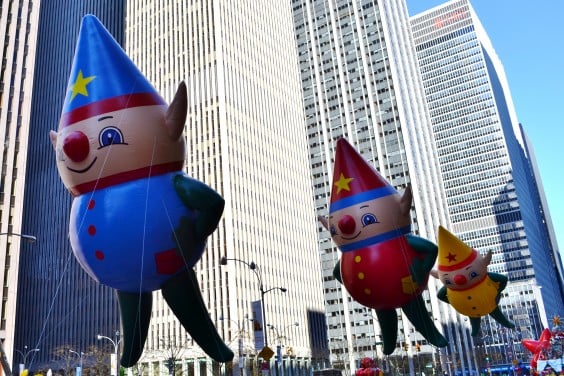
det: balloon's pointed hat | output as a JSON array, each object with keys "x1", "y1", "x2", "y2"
[
  {"x1": 329, "y1": 138, "x2": 397, "y2": 213},
  {"x1": 60, "y1": 14, "x2": 165, "y2": 128},
  {"x1": 437, "y1": 226, "x2": 478, "y2": 272}
]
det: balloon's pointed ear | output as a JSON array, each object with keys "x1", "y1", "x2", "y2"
[
  {"x1": 484, "y1": 250, "x2": 493, "y2": 264},
  {"x1": 400, "y1": 184, "x2": 413, "y2": 216},
  {"x1": 49, "y1": 130, "x2": 58, "y2": 150},
  {"x1": 318, "y1": 215, "x2": 329, "y2": 230},
  {"x1": 166, "y1": 81, "x2": 188, "y2": 141}
]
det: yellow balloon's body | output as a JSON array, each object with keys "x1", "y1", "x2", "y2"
[{"x1": 445, "y1": 275, "x2": 500, "y2": 317}]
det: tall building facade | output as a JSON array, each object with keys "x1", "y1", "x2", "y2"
[
  {"x1": 123, "y1": 1, "x2": 327, "y2": 375},
  {"x1": 411, "y1": 0, "x2": 564, "y2": 368},
  {"x1": 519, "y1": 124, "x2": 564, "y2": 296},
  {"x1": 12, "y1": 1, "x2": 125, "y2": 373},
  {"x1": 292, "y1": 0, "x2": 476, "y2": 375},
  {"x1": 0, "y1": 0, "x2": 41, "y2": 373}
]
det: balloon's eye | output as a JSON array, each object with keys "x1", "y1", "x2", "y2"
[
  {"x1": 330, "y1": 226, "x2": 337, "y2": 236},
  {"x1": 99, "y1": 127, "x2": 125, "y2": 148},
  {"x1": 361, "y1": 213, "x2": 378, "y2": 226}
]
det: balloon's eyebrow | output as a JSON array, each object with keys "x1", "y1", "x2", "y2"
[{"x1": 98, "y1": 116, "x2": 113, "y2": 121}]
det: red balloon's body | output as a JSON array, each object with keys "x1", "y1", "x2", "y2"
[{"x1": 340, "y1": 236, "x2": 427, "y2": 310}]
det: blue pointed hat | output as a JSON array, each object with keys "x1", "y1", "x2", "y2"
[{"x1": 60, "y1": 14, "x2": 165, "y2": 127}]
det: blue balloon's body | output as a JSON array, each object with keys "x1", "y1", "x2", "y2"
[
  {"x1": 51, "y1": 14, "x2": 233, "y2": 367},
  {"x1": 69, "y1": 172, "x2": 202, "y2": 292}
]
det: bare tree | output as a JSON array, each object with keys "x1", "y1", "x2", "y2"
[
  {"x1": 52, "y1": 345, "x2": 78, "y2": 375},
  {"x1": 158, "y1": 335, "x2": 190, "y2": 376},
  {"x1": 83, "y1": 345, "x2": 111, "y2": 376}
]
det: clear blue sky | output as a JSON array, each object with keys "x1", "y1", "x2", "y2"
[{"x1": 406, "y1": 1, "x2": 564, "y2": 258}]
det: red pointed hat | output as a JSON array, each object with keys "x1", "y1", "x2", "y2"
[{"x1": 329, "y1": 138, "x2": 397, "y2": 213}]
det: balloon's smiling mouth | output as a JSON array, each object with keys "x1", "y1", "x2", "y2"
[
  {"x1": 340, "y1": 231, "x2": 361, "y2": 240},
  {"x1": 67, "y1": 157, "x2": 97, "y2": 173}
]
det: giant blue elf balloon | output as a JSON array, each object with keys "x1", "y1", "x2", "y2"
[
  {"x1": 50, "y1": 15, "x2": 233, "y2": 367},
  {"x1": 431, "y1": 226, "x2": 514, "y2": 336},
  {"x1": 319, "y1": 138, "x2": 447, "y2": 354}
]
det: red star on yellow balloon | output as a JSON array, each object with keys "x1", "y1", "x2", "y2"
[{"x1": 445, "y1": 252, "x2": 457, "y2": 263}]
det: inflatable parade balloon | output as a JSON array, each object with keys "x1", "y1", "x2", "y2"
[
  {"x1": 522, "y1": 328, "x2": 552, "y2": 369},
  {"x1": 430, "y1": 226, "x2": 515, "y2": 336},
  {"x1": 355, "y1": 357, "x2": 383, "y2": 376},
  {"x1": 50, "y1": 15, "x2": 233, "y2": 367},
  {"x1": 319, "y1": 138, "x2": 447, "y2": 355}
]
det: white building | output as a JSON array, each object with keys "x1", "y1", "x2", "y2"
[{"x1": 125, "y1": 1, "x2": 327, "y2": 374}]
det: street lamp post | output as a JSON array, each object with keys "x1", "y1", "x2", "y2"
[
  {"x1": 97, "y1": 331, "x2": 121, "y2": 376},
  {"x1": 0, "y1": 233, "x2": 36, "y2": 243},
  {"x1": 69, "y1": 350, "x2": 84, "y2": 376},
  {"x1": 220, "y1": 256, "x2": 287, "y2": 349},
  {"x1": 268, "y1": 323, "x2": 299, "y2": 347},
  {"x1": 15, "y1": 345, "x2": 39, "y2": 375},
  {"x1": 268, "y1": 323, "x2": 299, "y2": 366},
  {"x1": 0, "y1": 232, "x2": 36, "y2": 376}
]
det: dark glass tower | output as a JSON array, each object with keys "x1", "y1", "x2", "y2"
[
  {"x1": 14, "y1": 1, "x2": 124, "y2": 371},
  {"x1": 411, "y1": 0, "x2": 564, "y2": 368}
]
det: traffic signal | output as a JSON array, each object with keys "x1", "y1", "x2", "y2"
[
  {"x1": 415, "y1": 344, "x2": 421, "y2": 352},
  {"x1": 403, "y1": 343, "x2": 409, "y2": 351}
]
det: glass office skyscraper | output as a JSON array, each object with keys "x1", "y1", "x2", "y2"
[
  {"x1": 11, "y1": 1, "x2": 125, "y2": 372},
  {"x1": 411, "y1": 0, "x2": 564, "y2": 365},
  {"x1": 0, "y1": 0, "x2": 41, "y2": 372},
  {"x1": 0, "y1": 0, "x2": 125, "y2": 374}
]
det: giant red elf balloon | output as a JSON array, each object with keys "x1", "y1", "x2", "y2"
[
  {"x1": 319, "y1": 138, "x2": 447, "y2": 354},
  {"x1": 431, "y1": 226, "x2": 514, "y2": 336},
  {"x1": 50, "y1": 15, "x2": 232, "y2": 367}
]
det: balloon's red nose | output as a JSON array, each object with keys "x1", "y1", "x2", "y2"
[
  {"x1": 63, "y1": 131, "x2": 90, "y2": 162},
  {"x1": 454, "y1": 274, "x2": 467, "y2": 286},
  {"x1": 338, "y1": 215, "x2": 356, "y2": 235}
]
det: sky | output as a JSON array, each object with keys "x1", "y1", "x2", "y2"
[{"x1": 406, "y1": 0, "x2": 564, "y2": 258}]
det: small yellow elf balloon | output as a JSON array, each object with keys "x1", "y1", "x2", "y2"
[{"x1": 431, "y1": 226, "x2": 515, "y2": 336}]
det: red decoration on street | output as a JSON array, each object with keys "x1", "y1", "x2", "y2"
[
  {"x1": 355, "y1": 358, "x2": 382, "y2": 376},
  {"x1": 522, "y1": 328, "x2": 552, "y2": 369}
]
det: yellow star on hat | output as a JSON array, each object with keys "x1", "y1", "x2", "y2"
[
  {"x1": 70, "y1": 70, "x2": 96, "y2": 101},
  {"x1": 334, "y1": 173, "x2": 354, "y2": 194}
]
